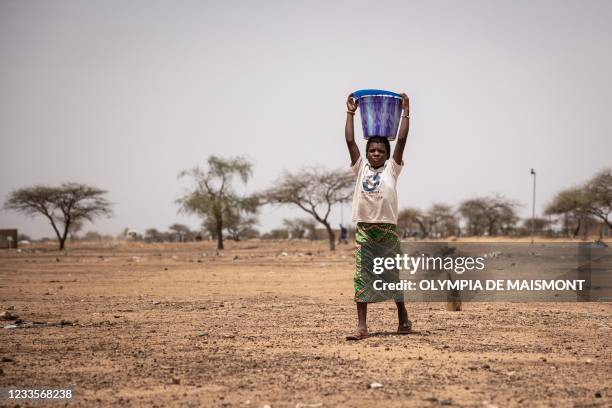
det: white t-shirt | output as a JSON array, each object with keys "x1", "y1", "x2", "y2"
[{"x1": 351, "y1": 156, "x2": 403, "y2": 224}]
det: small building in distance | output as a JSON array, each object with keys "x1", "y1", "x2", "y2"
[{"x1": 0, "y1": 229, "x2": 18, "y2": 249}]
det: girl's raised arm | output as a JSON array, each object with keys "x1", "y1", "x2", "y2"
[
  {"x1": 345, "y1": 95, "x2": 361, "y2": 166},
  {"x1": 393, "y1": 93, "x2": 410, "y2": 165}
]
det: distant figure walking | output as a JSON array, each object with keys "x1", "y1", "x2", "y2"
[{"x1": 338, "y1": 224, "x2": 349, "y2": 245}]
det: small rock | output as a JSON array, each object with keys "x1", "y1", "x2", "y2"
[
  {"x1": 2, "y1": 357, "x2": 15, "y2": 363},
  {"x1": 369, "y1": 382, "x2": 383, "y2": 389},
  {"x1": 0, "y1": 311, "x2": 18, "y2": 320},
  {"x1": 595, "y1": 391, "x2": 602, "y2": 398},
  {"x1": 280, "y1": 252, "x2": 288, "y2": 256},
  {"x1": 482, "y1": 364, "x2": 490, "y2": 369},
  {"x1": 172, "y1": 376, "x2": 180, "y2": 384},
  {"x1": 440, "y1": 399, "x2": 452, "y2": 406}
]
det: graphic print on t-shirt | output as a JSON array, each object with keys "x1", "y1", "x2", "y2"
[{"x1": 362, "y1": 171, "x2": 381, "y2": 192}]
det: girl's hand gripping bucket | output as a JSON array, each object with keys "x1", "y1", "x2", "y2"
[{"x1": 351, "y1": 89, "x2": 403, "y2": 140}]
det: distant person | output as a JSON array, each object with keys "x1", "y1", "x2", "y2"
[
  {"x1": 344, "y1": 92, "x2": 412, "y2": 340},
  {"x1": 338, "y1": 224, "x2": 349, "y2": 245}
]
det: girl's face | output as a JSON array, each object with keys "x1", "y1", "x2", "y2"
[{"x1": 366, "y1": 142, "x2": 388, "y2": 168}]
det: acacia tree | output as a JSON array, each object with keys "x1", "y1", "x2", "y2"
[
  {"x1": 459, "y1": 196, "x2": 519, "y2": 236},
  {"x1": 210, "y1": 201, "x2": 259, "y2": 241},
  {"x1": 282, "y1": 218, "x2": 307, "y2": 239},
  {"x1": 3, "y1": 183, "x2": 113, "y2": 250},
  {"x1": 426, "y1": 203, "x2": 460, "y2": 238},
  {"x1": 397, "y1": 207, "x2": 428, "y2": 238},
  {"x1": 177, "y1": 156, "x2": 257, "y2": 250},
  {"x1": 262, "y1": 168, "x2": 354, "y2": 250},
  {"x1": 168, "y1": 223, "x2": 193, "y2": 242},
  {"x1": 521, "y1": 217, "x2": 551, "y2": 235},
  {"x1": 282, "y1": 217, "x2": 318, "y2": 240},
  {"x1": 584, "y1": 168, "x2": 612, "y2": 229}
]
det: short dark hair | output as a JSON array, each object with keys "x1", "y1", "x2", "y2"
[{"x1": 366, "y1": 137, "x2": 391, "y2": 159}]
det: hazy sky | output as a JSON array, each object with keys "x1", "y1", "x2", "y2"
[{"x1": 1, "y1": 0, "x2": 611, "y2": 238}]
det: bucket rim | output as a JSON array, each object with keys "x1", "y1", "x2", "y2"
[
  {"x1": 355, "y1": 94, "x2": 402, "y2": 101},
  {"x1": 351, "y1": 89, "x2": 402, "y2": 100}
]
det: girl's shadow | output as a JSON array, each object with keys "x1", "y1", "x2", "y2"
[{"x1": 368, "y1": 330, "x2": 427, "y2": 337}]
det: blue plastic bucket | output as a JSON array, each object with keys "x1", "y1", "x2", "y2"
[{"x1": 351, "y1": 89, "x2": 402, "y2": 140}]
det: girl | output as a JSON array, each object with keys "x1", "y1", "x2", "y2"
[{"x1": 345, "y1": 92, "x2": 411, "y2": 340}]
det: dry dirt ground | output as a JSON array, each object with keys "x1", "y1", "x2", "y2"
[{"x1": 0, "y1": 240, "x2": 610, "y2": 407}]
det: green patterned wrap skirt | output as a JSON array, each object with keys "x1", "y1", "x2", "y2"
[{"x1": 354, "y1": 222, "x2": 404, "y2": 303}]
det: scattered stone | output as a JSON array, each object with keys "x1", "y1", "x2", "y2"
[
  {"x1": 280, "y1": 252, "x2": 288, "y2": 256},
  {"x1": 2, "y1": 357, "x2": 15, "y2": 363},
  {"x1": 129, "y1": 256, "x2": 141, "y2": 262},
  {"x1": 440, "y1": 399, "x2": 453, "y2": 406},
  {"x1": 57, "y1": 319, "x2": 76, "y2": 326},
  {"x1": 296, "y1": 403, "x2": 322, "y2": 408},
  {"x1": 482, "y1": 364, "x2": 490, "y2": 369},
  {"x1": 7, "y1": 306, "x2": 14, "y2": 311},
  {"x1": 0, "y1": 311, "x2": 18, "y2": 320},
  {"x1": 595, "y1": 391, "x2": 602, "y2": 398},
  {"x1": 172, "y1": 376, "x2": 180, "y2": 384},
  {"x1": 369, "y1": 382, "x2": 383, "y2": 389},
  {"x1": 196, "y1": 332, "x2": 207, "y2": 337}
]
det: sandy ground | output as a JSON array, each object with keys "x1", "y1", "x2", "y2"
[{"x1": 0, "y1": 240, "x2": 610, "y2": 407}]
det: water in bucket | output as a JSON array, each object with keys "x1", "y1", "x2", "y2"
[{"x1": 351, "y1": 89, "x2": 403, "y2": 140}]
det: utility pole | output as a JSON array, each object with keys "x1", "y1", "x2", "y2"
[{"x1": 530, "y1": 168, "x2": 536, "y2": 244}]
